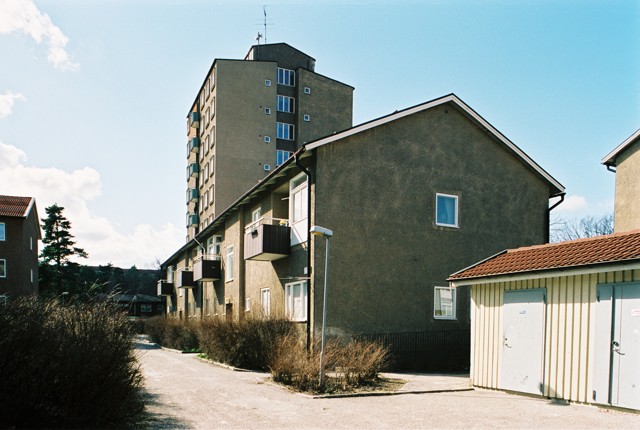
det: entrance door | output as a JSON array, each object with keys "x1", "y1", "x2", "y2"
[
  {"x1": 500, "y1": 289, "x2": 546, "y2": 395},
  {"x1": 596, "y1": 283, "x2": 640, "y2": 409}
]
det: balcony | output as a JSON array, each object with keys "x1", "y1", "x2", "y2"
[
  {"x1": 186, "y1": 213, "x2": 198, "y2": 227},
  {"x1": 189, "y1": 111, "x2": 200, "y2": 129},
  {"x1": 187, "y1": 163, "x2": 199, "y2": 179},
  {"x1": 186, "y1": 188, "x2": 198, "y2": 204},
  {"x1": 188, "y1": 137, "x2": 200, "y2": 154},
  {"x1": 193, "y1": 255, "x2": 222, "y2": 281},
  {"x1": 157, "y1": 280, "x2": 174, "y2": 296},
  {"x1": 244, "y1": 217, "x2": 291, "y2": 261},
  {"x1": 175, "y1": 270, "x2": 195, "y2": 288}
]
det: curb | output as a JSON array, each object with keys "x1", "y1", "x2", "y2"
[
  {"x1": 311, "y1": 387, "x2": 474, "y2": 399},
  {"x1": 194, "y1": 355, "x2": 258, "y2": 372}
]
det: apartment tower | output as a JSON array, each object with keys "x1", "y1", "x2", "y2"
[{"x1": 185, "y1": 43, "x2": 353, "y2": 241}]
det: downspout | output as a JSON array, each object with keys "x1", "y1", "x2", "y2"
[
  {"x1": 546, "y1": 192, "x2": 566, "y2": 243},
  {"x1": 193, "y1": 237, "x2": 206, "y2": 319},
  {"x1": 606, "y1": 164, "x2": 616, "y2": 173},
  {"x1": 295, "y1": 148, "x2": 313, "y2": 351}
]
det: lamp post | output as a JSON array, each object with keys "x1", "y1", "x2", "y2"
[{"x1": 310, "y1": 225, "x2": 333, "y2": 387}]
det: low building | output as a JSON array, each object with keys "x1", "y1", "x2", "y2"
[
  {"x1": 160, "y1": 94, "x2": 564, "y2": 370},
  {"x1": 0, "y1": 195, "x2": 40, "y2": 300},
  {"x1": 602, "y1": 128, "x2": 640, "y2": 232},
  {"x1": 448, "y1": 230, "x2": 640, "y2": 411}
]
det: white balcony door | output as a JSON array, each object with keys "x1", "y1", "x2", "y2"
[{"x1": 289, "y1": 174, "x2": 308, "y2": 246}]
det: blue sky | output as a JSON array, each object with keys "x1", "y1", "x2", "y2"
[{"x1": 0, "y1": 0, "x2": 638, "y2": 267}]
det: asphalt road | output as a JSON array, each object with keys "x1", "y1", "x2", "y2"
[{"x1": 135, "y1": 341, "x2": 640, "y2": 429}]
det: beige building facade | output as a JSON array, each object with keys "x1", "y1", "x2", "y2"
[
  {"x1": 602, "y1": 128, "x2": 640, "y2": 233},
  {"x1": 185, "y1": 43, "x2": 353, "y2": 241}
]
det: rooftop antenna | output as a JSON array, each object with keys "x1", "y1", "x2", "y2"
[
  {"x1": 256, "y1": 32, "x2": 263, "y2": 45},
  {"x1": 263, "y1": 5, "x2": 268, "y2": 44},
  {"x1": 255, "y1": 5, "x2": 274, "y2": 45}
]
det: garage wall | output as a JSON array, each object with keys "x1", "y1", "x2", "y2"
[{"x1": 470, "y1": 268, "x2": 640, "y2": 403}]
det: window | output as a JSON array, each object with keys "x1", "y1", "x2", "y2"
[
  {"x1": 265, "y1": 79, "x2": 272, "y2": 87},
  {"x1": 436, "y1": 193, "x2": 458, "y2": 228},
  {"x1": 303, "y1": 114, "x2": 310, "y2": 122},
  {"x1": 264, "y1": 136, "x2": 271, "y2": 143},
  {"x1": 252, "y1": 208, "x2": 262, "y2": 223},
  {"x1": 290, "y1": 173, "x2": 308, "y2": 245},
  {"x1": 204, "y1": 163, "x2": 209, "y2": 181},
  {"x1": 211, "y1": 97, "x2": 215, "y2": 119},
  {"x1": 434, "y1": 287, "x2": 456, "y2": 319},
  {"x1": 277, "y1": 68, "x2": 295, "y2": 86},
  {"x1": 277, "y1": 95, "x2": 295, "y2": 113},
  {"x1": 285, "y1": 281, "x2": 307, "y2": 321},
  {"x1": 276, "y1": 150, "x2": 293, "y2": 166},
  {"x1": 207, "y1": 235, "x2": 222, "y2": 258},
  {"x1": 265, "y1": 107, "x2": 271, "y2": 115},
  {"x1": 261, "y1": 288, "x2": 270, "y2": 317},
  {"x1": 0, "y1": 259, "x2": 5, "y2": 278},
  {"x1": 209, "y1": 73, "x2": 215, "y2": 91},
  {"x1": 245, "y1": 297, "x2": 251, "y2": 312},
  {"x1": 0, "y1": 223, "x2": 4, "y2": 241},
  {"x1": 304, "y1": 87, "x2": 311, "y2": 94},
  {"x1": 225, "y1": 245, "x2": 234, "y2": 281},
  {"x1": 277, "y1": 122, "x2": 295, "y2": 140},
  {"x1": 141, "y1": 304, "x2": 152, "y2": 313}
]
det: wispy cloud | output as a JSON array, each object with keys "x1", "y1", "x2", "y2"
[
  {"x1": 0, "y1": 141, "x2": 182, "y2": 268},
  {"x1": 0, "y1": 0, "x2": 79, "y2": 71},
  {"x1": 553, "y1": 193, "x2": 613, "y2": 218},
  {"x1": 0, "y1": 91, "x2": 26, "y2": 119}
]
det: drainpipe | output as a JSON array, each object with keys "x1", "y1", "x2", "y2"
[
  {"x1": 606, "y1": 164, "x2": 616, "y2": 173},
  {"x1": 295, "y1": 148, "x2": 313, "y2": 351},
  {"x1": 546, "y1": 192, "x2": 566, "y2": 243},
  {"x1": 193, "y1": 237, "x2": 206, "y2": 319},
  {"x1": 239, "y1": 206, "x2": 246, "y2": 321}
]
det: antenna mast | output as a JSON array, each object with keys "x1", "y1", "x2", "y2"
[{"x1": 263, "y1": 5, "x2": 268, "y2": 44}]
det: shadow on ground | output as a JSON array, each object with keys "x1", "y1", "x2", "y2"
[{"x1": 128, "y1": 391, "x2": 189, "y2": 429}]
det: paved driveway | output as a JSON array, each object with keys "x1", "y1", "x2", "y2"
[{"x1": 135, "y1": 341, "x2": 640, "y2": 429}]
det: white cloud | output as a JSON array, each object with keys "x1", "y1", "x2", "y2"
[
  {"x1": 0, "y1": 91, "x2": 26, "y2": 119},
  {"x1": 0, "y1": 0, "x2": 79, "y2": 71},
  {"x1": 0, "y1": 141, "x2": 182, "y2": 268},
  {"x1": 552, "y1": 193, "x2": 614, "y2": 219},
  {"x1": 554, "y1": 194, "x2": 589, "y2": 214}
]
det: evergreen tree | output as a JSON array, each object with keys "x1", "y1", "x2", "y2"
[{"x1": 39, "y1": 204, "x2": 88, "y2": 295}]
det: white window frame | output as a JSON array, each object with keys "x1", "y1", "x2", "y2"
[
  {"x1": 0, "y1": 223, "x2": 5, "y2": 241},
  {"x1": 225, "y1": 245, "x2": 234, "y2": 282},
  {"x1": 0, "y1": 259, "x2": 6, "y2": 278},
  {"x1": 289, "y1": 173, "x2": 308, "y2": 246},
  {"x1": 245, "y1": 297, "x2": 251, "y2": 312},
  {"x1": 304, "y1": 87, "x2": 311, "y2": 94},
  {"x1": 252, "y1": 208, "x2": 262, "y2": 223},
  {"x1": 277, "y1": 68, "x2": 295, "y2": 86},
  {"x1": 261, "y1": 288, "x2": 271, "y2": 317},
  {"x1": 277, "y1": 95, "x2": 295, "y2": 113},
  {"x1": 303, "y1": 114, "x2": 310, "y2": 122},
  {"x1": 434, "y1": 286, "x2": 456, "y2": 320},
  {"x1": 435, "y1": 193, "x2": 459, "y2": 228},
  {"x1": 285, "y1": 281, "x2": 307, "y2": 321},
  {"x1": 276, "y1": 150, "x2": 293, "y2": 166},
  {"x1": 265, "y1": 79, "x2": 272, "y2": 87},
  {"x1": 276, "y1": 122, "x2": 295, "y2": 141},
  {"x1": 264, "y1": 136, "x2": 271, "y2": 143},
  {"x1": 265, "y1": 107, "x2": 271, "y2": 115}
]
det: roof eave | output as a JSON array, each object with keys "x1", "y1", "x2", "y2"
[{"x1": 601, "y1": 128, "x2": 640, "y2": 167}]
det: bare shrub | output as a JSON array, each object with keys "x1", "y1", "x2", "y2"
[
  {"x1": 198, "y1": 316, "x2": 294, "y2": 370},
  {"x1": 0, "y1": 297, "x2": 143, "y2": 428},
  {"x1": 144, "y1": 316, "x2": 199, "y2": 351},
  {"x1": 270, "y1": 334, "x2": 319, "y2": 392}
]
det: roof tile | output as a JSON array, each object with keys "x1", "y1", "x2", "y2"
[{"x1": 0, "y1": 195, "x2": 34, "y2": 218}]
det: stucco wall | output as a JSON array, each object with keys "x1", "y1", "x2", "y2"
[
  {"x1": 614, "y1": 139, "x2": 640, "y2": 232},
  {"x1": 311, "y1": 102, "x2": 553, "y2": 335},
  {"x1": 0, "y1": 211, "x2": 39, "y2": 297}
]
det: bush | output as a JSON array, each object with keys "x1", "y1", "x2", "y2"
[
  {"x1": 0, "y1": 297, "x2": 143, "y2": 428},
  {"x1": 271, "y1": 335, "x2": 390, "y2": 393},
  {"x1": 144, "y1": 316, "x2": 199, "y2": 351},
  {"x1": 198, "y1": 317, "x2": 294, "y2": 370}
]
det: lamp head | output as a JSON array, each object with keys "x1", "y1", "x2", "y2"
[{"x1": 310, "y1": 225, "x2": 333, "y2": 237}]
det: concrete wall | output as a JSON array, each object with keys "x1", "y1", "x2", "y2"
[
  {"x1": 614, "y1": 139, "x2": 640, "y2": 232},
  {"x1": 310, "y1": 102, "x2": 553, "y2": 336},
  {"x1": 0, "y1": 211, "x2": 39, "y2": 297}
]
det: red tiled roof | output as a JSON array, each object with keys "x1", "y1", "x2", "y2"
[
  {"x1": 0, "y1": 195, "x2": 34, "y2": 218},
  {"x1": 449, "y1": 229, "x2": 640, "y2": 281}
]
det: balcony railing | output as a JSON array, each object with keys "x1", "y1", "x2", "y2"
[
  {"x1": 175, "y1": 270, "x2": 195, "y2": 288},
  {"x1": 193, "y1": 254, "x2": 222, "y2": 281},
  {"x1": 188, "y1": 137, "x2": 200, "y2": 154},
  {"x1": 157, "y1": 280, "x2": 174, "y2": 296},
  {"x1": 244, "y1": 217, "x2": 290, "y2": 261},
  {"x1": 189, "y1": 111, "x2": 200, "y2": 129}
]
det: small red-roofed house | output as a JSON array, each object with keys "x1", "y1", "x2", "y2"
[
  {"x1": 0, "y1": 195, "x2": 41, "y2": 301},
  {"x1": 448, "y1": 230, "x2": 640, "y2": 410}
]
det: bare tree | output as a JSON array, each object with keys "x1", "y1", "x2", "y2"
[{"x1": 550, "y1": 213, "x2": 614, "y2": 243}]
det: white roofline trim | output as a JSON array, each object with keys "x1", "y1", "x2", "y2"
[
  {"x1": 602, "y1": 128, "x2": 640, "y2": 166},
  {"x1": 305, "y1": 94, "x2": 564, "y2": 193},
  {"x1": 24, "y1": 197, "x2": 35, "y2": 218},
  {"x1": 449, "y1": 260, "x2": 640, "y2": 288}
]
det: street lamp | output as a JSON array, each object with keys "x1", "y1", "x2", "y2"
[{"x1": 310, "y1": 224, "x2": 333, "y2": 387}]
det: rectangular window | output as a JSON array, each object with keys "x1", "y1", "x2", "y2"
[
  {"x1": 265, "y1": 79, "x2": 272, "y2": 87},
  {"x1": 436, "y1": 193, "x2": 459, "y2": 228},
  {"x1": 290, "y1": 173, "x2": 308, "y2": 246},
  {"x1": 261, "y1": 288, "x2": 270, "y2": 317},
  {"x1": 245, "y1": 297, "x2": 251, "y2": 312},
  {"x1": 0, "y1": 259, "x2": 6, "y2": 278},
  {"x1": 303, "y1": 114, "x2": 310, "y2": 122},
  {"x1": 264, "y1": 136, "x2": 271, "y2": 143},
  {"x1": 252, "y1": 208, "x2": 262, "y2": 223},
  {"x1": 285, "y1": 281, "x2": 307, "y2": 321},
  {"x1": 277, "y1": 68, "x2": 295, "y2": 86},
  {"x1": 276, "y1": 150, "x2": 293, "y2": 166},
  {"x1": 0, "y1": 223, "x2": 4, "y2": 241},
  {"x1": 207, "y1": 235, "x2": 222, "y2": 258},
  {"x1": 225, "y1": 245, "x2": 234, "y2": 281},
  {"x1": 434, "y1": 287, "x2": 456, "y2": 320},
  {"x1": 276, "y1": 122, "x2": 295, "y2": 140},
  {"x1": 141, "y1": 304, "x2": 152, "y2": 313},
  {"x1": 277, "y1": 95, "x2": 295, "y2": 113}
]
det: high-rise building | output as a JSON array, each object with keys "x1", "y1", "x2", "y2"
[{"x1": 185, "y1": 43, "x2": 354, "y2": 241}]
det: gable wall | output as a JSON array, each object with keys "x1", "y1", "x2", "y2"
[
  {"x1": 614, "y1": 139, "x2": 640, "y2": 232},
  {"x1": 311, "y1": 102, "x2": 553, "y2": 335}
]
